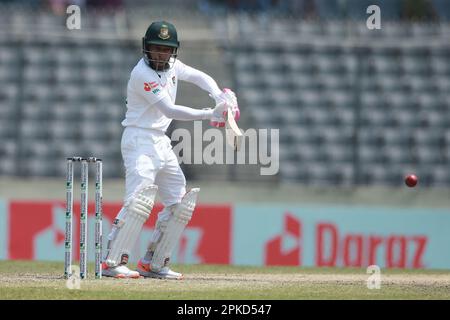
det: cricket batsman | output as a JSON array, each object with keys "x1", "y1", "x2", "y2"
[{"x1": 102, "y1": 21, "x2": 240, "y2": 279}]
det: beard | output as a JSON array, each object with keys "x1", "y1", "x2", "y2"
[{"x1": 150, "y1": 58, "x2": 170, "y2": 71}]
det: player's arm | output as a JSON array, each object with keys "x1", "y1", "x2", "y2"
[
  {"x1": 177, "y1": 62, "x2": 222, "y2": 97},
  {"x1": 133, "y1": 68, "x2": 225, "y2": 121},
  {"x1": 153, "y1": 95, "x2": 226, "y2": 121},
  {"x1": 177, "y1": 62, "x2": 240, "y2": 127}
]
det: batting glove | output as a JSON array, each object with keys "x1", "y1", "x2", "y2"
[{"x1": 210, "y1": 88, "x2": 240, "y2": 127}]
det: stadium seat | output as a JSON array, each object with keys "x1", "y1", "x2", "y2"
[
  {"x1": 431, "y1": 54, "x2": 450, "y2": 76},
  {"x1": 290, "y1": 73, "x2": 319, "y2": 91},
  {"x1": 53, "y1": 141, "x2": 84, "y2": 160},
  {"x1": 267, "y1": 89, "x2": 295, "y2": 107},
  {"x1": 323, "y1": 144, "x2": 353, "y2": 163},
  {"x1": 412, "y1": 129, "x2": 445, "y2": 147},
  {"x1": 242, "y1": 88, "x2": 268, "y2": 107},
  {"x1": 307, "y1": 163, "x2": 331, "y2": 186},
  {"x1": 384, "y1": 165, "x2": 408, "y2": 186},
  {"x1": 369, "y1": 54, "x2": 401, "y2": 75},
  {"x1": 360, "y1": 107, "x2": 389, "y2": 127},
  {"x1": 236, "y1": 72, "x2": 256, "y2": 88},
  {"x1": 375, "y1": 74, "x2": 404, "y2": 93},
  {"x1": 445, "y1": 130, "x2": 450, "y2": 149},
  {"x1": 380, "y1": 128, "x2": 412, "y2": 147},
  {"x1": 0, "y1": 158, "x2": 17, "y2": 176},
  {"x1": 0, "y1": 119, "x2": 17, "y2": 139},
  {"x1": 0, "y1": 84, "x2": 19, "y2": 103},
  {"x1": 55, "y1": 65, "x2": 82, "y2": 83},
  {"x1": 358, "y1": 144, "x2": 383, "y2": 163},
  {"x1": 80, "y1": 120, "x2": 117, "y2": 141},
  {"x1": 52, "y1": 48, "x2": 73, "y2": 65},
  {"x1": 0, "y1": 64, "x2": 21, "y2": 82},
  {"x1": 334, "y1": 107, "x2": 355, "y2": 125},
  {"x1": 303, "y1": 106, "x2": 333, "y2": 125},
  {"x1": 283, "y1": 54, "x2": 314, "y2": 74},
  {"x1": 254, "y1": 53, "x2": 278, "y2": 73},
  {"x1": 49, "y1": 121, "x2": 80, "y2": 140},
  {"x1": 297, "y1": 91, "x2": 323, "y2": 108},
  {"x1": 19, "y1": 120, "x2": 50, "y2": 140},
  {"x1": 429, "y1": 165, "x2": 450, "y2": 186},
  {"x1": 19, "y1": 140, "x2": 57, "y2": 159},
  {"x1": 406, "y1": 75, "x2": 435, "y2": 93},
  {"x1": 383, "y1": 91, "x2": 411, "y2": 109},
  {"x1": 415, "y1": 92, "x2": 441, "y2": 111},
  {"x1": 249, "y1": 107, "x2": 273, "y2": 127},
  {"x1": 277, "y1": 106, "x2": 303, "y2": 125},
  {"x1": 359, "y1": 164, "x2": 390, "y2": 186},
  {"x1": 358, "y1": 128, "x2": 384, "y2": 149},
  {"x1": 24, "y1": 65, "x2": 53, "y2": 82},
  {"x1": 382, "y1": 145, "x2": 412, "y2": 164},
  {"x1": 296, "y1": 22, "x2": 323, "y2": 37},
  {"x1": 414, "y1": 145, "x2": 444, "y2": 164},
  {"x1": 292, "y1": 143, "x2": 323, "y2": 162},
  {"x1": 390, "y1": 109, "x2": 419, "y2": 128},
  {"x1": 278, "y1": 144, "x2": 295, "y2": 162},
  {"x1": 20, "y1": 157, "x2": 57, "y2": 177},
  {"x1": 235, "y1": 54, "x2": 255, "y2": 72},
  {"x1": 280, "y1": 161, "x2": 304, "y2": 182},
  {"x1": 433, "y1": 75, "x2": 450, "y2": 92},
  {"x1": 0, "y1": 139, "x2": 17, "y2": 158},
  {"x1": 317, "y1": 73, "x2": 351, "y2": 91},
  {"x1": 81, "y1": 48, "x2": 104, "y2": 67},
  {"x1": 340, "y1": 55, "x2": 358, "y2": 73},
  {"x1": 103, "y1": 103, "x2": 126, "y2": 122},
  {"x1": 23, "y1": 84, "x2": 53, "y2": 103},
  {"x1": 417, "y1": 109, "x2": 447, "y2": 128},
  {"x1": 0, "y1": 102, "x2": 18, "y2": 120},
  {"x1": 312, "y1": 55, "x2": 343, "y2": 74},
  {"x1": 401, "y1": 55, "x2": 431, "y2": 75},
  {"x1": 411, "y1": 23, "x2": 441, "y2": 37},
  {"x1": 22, "y1": 102, "x2": 50, "y2": 121},
  {"x1": 23, "y1": 48, "x2": 50, "y2": 66},
  {"x1": 325, "y1": 91, "x2": 354, "y2": 109},
  {"x1": 284, "y1": 125, "x2": 318, "y2": 144},
  {"x1": 54, "y1": 85, "x2": 84, "y2": 102},
  {"x1": 329, "y1": 163, "x2": 354, "y2": 186},
  {"x1": 382, "y1": 22, "x2": 411, "y2": 37},
  {"x1": 52, "y1": 104, "x2": 81, "y2": 122},
  {"x1": 0, "y1": 47, "x2": 19, "y2": 66}
]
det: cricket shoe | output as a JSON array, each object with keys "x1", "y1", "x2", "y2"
[
  {"x1": 101, "y1": 262, "x2": 141, "y2": 279},
  {"x1": 136, "y1": 259, "x2": 183, "y2": 280}
]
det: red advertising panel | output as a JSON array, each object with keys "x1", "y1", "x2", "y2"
[{"x1": 7, "y1": 201, "x2": 231, "y2": 264}]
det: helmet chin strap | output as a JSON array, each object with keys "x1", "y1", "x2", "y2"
[{"x1": 143, "y1": 49, "x2": 178, "y2": 71}]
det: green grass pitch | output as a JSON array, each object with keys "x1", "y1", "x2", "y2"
[{"x1": 0, "y1": 261, "x2": 449, "y2": 300}]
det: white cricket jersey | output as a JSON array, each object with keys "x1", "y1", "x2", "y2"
[{"x1": 122, "y1": 58, "x2": 191, "y2": 132}]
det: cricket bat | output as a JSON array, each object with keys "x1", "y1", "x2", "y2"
[{"x1": 225, "y1": 106, "x2": 243, "y2": 151}]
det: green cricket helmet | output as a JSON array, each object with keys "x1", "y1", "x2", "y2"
[{"x1": 142, "y1": 21, "x2": 180, "y2": 71}]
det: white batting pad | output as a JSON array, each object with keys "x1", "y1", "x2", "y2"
[
  {"x1": 105, "y1": 184, "x2": 158, "y2": 267},
  {"x1": 150, "y1": 188, "x2": 200, "y2": 271}
]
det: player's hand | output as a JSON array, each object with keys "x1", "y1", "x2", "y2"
[
  {"x1": 210, "y1": 101, "x2": 227, "y2": 127},
  {"x1": 211, "y1": 88, "x2": 240, "y2": 122}
]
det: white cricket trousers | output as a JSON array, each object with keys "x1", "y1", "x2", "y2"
[
  {"x1": 121, "y1": 125, "x2": 186, "y2": 206},
  {"x1": 105, "y1": 126, "x2": 186, "y2": 262}
]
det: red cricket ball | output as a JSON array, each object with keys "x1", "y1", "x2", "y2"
[{"x1": 405, "y1": 174, "x2": 418, "y2": 187}]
